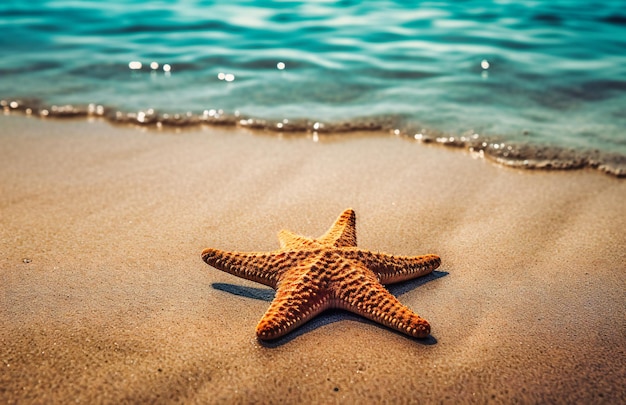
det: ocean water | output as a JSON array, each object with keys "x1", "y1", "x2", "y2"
[{"x1": 1, "y1": 0, "x2": 625, "y2": 175}]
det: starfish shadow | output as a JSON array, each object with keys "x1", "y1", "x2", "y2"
[
  {"x1": 211, "y1": 270, "x2": 448, "y2": 347},
  {"x1": 212, "y1": 283, "x2": 275, "y2": 302},
  {"x1": 387, "y1": 269, "x2": 448, "y2": 296}
]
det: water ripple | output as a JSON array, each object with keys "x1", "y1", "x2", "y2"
[{"x1": 1, "y1": 0, "x2": 625, "y2": 159}]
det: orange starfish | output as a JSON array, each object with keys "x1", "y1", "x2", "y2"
[{"x1": 201, "y1": 209, "x2": 441, "y2": 340}]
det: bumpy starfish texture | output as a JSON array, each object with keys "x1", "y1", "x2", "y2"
[{"x1": 201, "y1": 209, "x2": 441, "y2": 340}]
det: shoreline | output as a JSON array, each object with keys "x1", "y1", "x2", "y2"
[
  {"x1": 2, "y1": 99, "x2": 625, "y2": 178},
  {"x1": 1, "y1": 114, "x2": 625, "y2": 403}
]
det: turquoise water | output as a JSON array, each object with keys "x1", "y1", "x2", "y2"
[{"x1": 1, "y1": 1, "x2": 625, "y2": 175}]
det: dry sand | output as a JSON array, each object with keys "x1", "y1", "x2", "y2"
[{"x1": 1, "y1": 114, "x2": 624, "y2": 403}]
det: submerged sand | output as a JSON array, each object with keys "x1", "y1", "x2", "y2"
[{"x1": 1, "y1": 115, "x2": 624, "y2": 403}]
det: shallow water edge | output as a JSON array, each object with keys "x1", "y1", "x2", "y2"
[{"x1": 3, "y1": 98, "x2": 624, "y2": 178}]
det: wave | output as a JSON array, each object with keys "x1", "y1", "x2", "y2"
[{"x1": 3, "y1": 97, "x2": 624, "y2": 178}]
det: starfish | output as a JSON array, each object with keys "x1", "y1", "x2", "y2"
[{"x1": 201, "y1": 209, "x2": 441, "y2": 340}]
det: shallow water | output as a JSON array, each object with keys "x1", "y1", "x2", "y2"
[{"x1": 1, "y1": 0, "x2": 625, "y2": 175}]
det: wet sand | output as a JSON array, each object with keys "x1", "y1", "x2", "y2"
[{"x1": 1, "y1": 115, "x2": 624, "y2": 403}]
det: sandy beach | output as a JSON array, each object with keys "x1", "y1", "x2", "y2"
[{"x1": 1, "y1": 114, "x2": 624, "y2": 403}]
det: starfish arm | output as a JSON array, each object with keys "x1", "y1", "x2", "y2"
[
  {"x1": 332, "y1": 267, "x2": 430, "y2": 338},
  {"x1": 347, "y1": 250, "x2": 441, "y2": 284},
  {"x1": 201, "y1": 248, "x2": 292, "y2": 288},
  {"x1": 277, "y1": 229, "x2": 319, "y2": 250},
  {"x1": 256, "y1": 267, "x2": 329, "y2": 340},
  {"x1": 318, "y1": 208, "x2": 357, "y2": 248}
]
